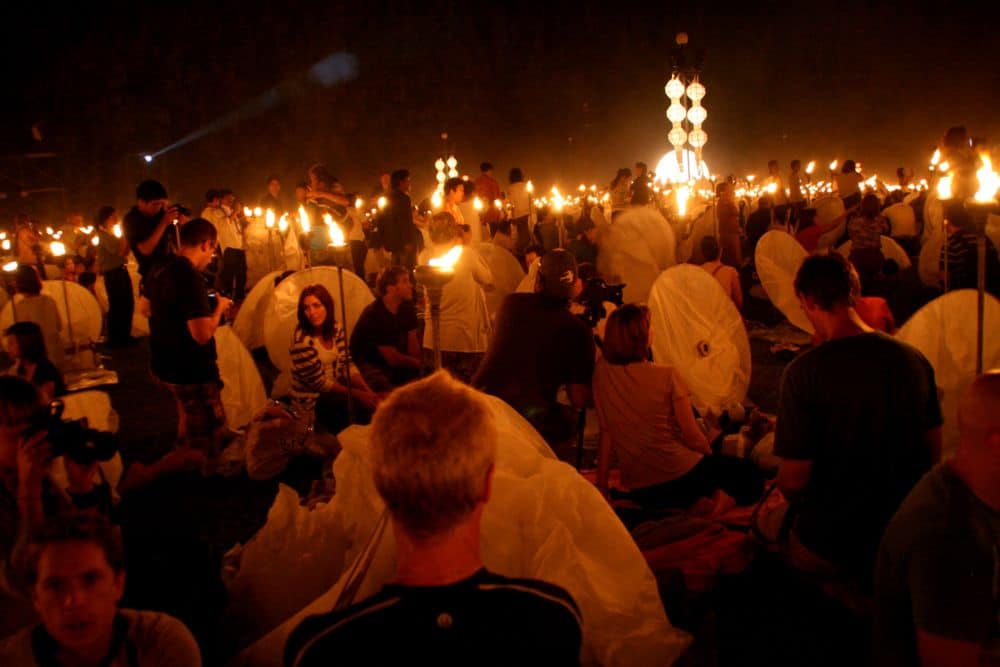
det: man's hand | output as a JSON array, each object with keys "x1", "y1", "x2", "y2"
[
  {"x1": 215, "y1": 295, "x2": 233, "y2": 318},
  {"x1": 16, "y1": 430, "x2": 52, "y2": 494}
]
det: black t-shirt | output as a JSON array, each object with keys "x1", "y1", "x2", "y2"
[
  {"x1": 474, "y1": 293, "x2": 595, "y2": 435},
  {"x1": 284, "y1": 569, "x2": 582, "y2": 667},
  {"x1": 349, "y1": 298, "x2": 418, "y2": 370},
  {"x1": 123, "y1": 206, "x2": 175, "y2": 281},
  {"x1": 147, "y1": 256, "x2": 218, "y2": 385},
  {"x1": 381, "y1": 190, "x2": 416, "y2": 253},
  {"x1": 745, "y1": 209, "x2": 772, "y2": 255},
  {"x1": 567, "y1": 238, "x2": 598, "y2": 266},
  {"x1": 630, "y1": 178, "x2": 651, "y2": 205},
  {"x1": 774, "y1": 333, "x2": 942, "y2": 585}
]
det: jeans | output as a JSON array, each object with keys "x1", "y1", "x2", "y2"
[{"x1": 218, "y1": 248, "x2": 248, "y2": 301}]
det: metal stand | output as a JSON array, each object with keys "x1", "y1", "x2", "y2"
[
  {"x1": 414, "y1": 265, "x2": 455, "y2": 371},
  {"x1": 331, "y1": 244, "x2": 355, "y2": 423},
  {"x1": 60, "y1": 278, "x2": 76, "y2": 360},
  {"x1": 964, "y1": 202, "x2": 996, "y2": 374}
]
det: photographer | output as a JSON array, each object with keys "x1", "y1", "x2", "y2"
[
  {"x1": 147, "y1": 219, "x2": 231, "y2": 465},
  {"x1": 474, "y1": 249, "x2": 595, "y2": 450},
  {"x1": 122, "y1": 180, "x2": 180, "y2": 305},
  {"x1": 0, "y1": 378, "x2": 111, "y2": 593}
]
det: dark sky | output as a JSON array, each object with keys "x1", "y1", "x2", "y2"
[{"x1": 2, "y1": 1, "x2": 997, "y2": 219}]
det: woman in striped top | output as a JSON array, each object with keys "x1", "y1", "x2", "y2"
[{"x1": 290, "y1": 284, "x2": 379, "y2": 433}]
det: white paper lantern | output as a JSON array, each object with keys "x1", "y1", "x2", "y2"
[
  {"x1": 665, "y1": 77, "x2": 685, "y2": 100},
  {"x1": 686, "y1": 105, "x2": 707, "y2": 126},
  {"x1": 686, "y1": 80, "x2": 706, "y2": 102},
  {"x1": 668, "y1": 127, "x2": 688, "y2": 148},
  {"x1": 666, "y1": 103, "x2": 687, "y2": 124},
  {"x1": 688, "y1": 129, "x2": 708, "y2": 148}
]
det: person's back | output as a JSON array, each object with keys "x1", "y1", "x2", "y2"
[
  {"x1": 776, "y1": 332, "x2": 939, "y2": 580},
  {"x1": 284, "y1": 569, "x2": 581, "y2": 667},
  {"x1": 474, "y1": 291, "x2": 594, "y2": 440},
  {"x1": 14, "y1": 294, "x2": 64, "y2": 369}
]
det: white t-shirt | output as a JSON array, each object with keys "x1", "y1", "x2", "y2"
[
  {"x1": 418, "y1": 243, "x2": 493, "y2": 353},
  {"x1": 202, "y1": 206, "x2": 243, "y2": 252},
  {"x1": 508, "y1": 181, "x2": 532, "y2": 221}
]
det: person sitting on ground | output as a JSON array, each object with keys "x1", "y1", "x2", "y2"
[
  {"x1": 349, "y1": 267, "x2": 421, "y2": 394},
  {"x1": 594, "y1": 304, "x2": 763, "y2": 508},
  {"x1": 417, "y1": 212, "x2": 494, "y2": 384},
  {"x1": 11, "y1": 266, "x2": 64, "y2": 370},
  {"x1": 846, "y1": 193, "x2": 888, "y2": 289},
  {"x1": 769, "y1": 252, "x2": 941, "y2": 587},
  {"x1": 474, "y1": 249, "x2": 594, "y2": 450},
  {"x1": 699, "y1": 236, "x2": 743, "y2": 310},
  {"x1": 875, "y1": 371, "x2": 1000, "y2": 667},
  {"x1": 290, "y1": 284, "x2": 379, "y2": 434},
  {"x1": 0, "y1": 514, "x2": 201, "y2": 666},
  {"x1": 283, "y1": 371, "x2": 583, "y2": 666},
  {"x1": 566, "y1": 217, "x2": 598, "y2": 266},
  {"x1": 523, "y1": 243, "x2": 543, "y2": 271},
  {"x1": 4, "y1": 322, "x2": 66, "y2": 400}
]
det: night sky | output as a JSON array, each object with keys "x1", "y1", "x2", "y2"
[{"x1": 2, "y1": 2, "x2": 997, "y2": 220}]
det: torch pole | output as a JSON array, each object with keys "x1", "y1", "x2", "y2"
[
  {"x1": 333, "y1": 246, "x2": 354, "y2": 424},
  {"x1": 977, "y1": 229, "x2": 985, "y2": 374},
  {"x1": 61, "y1": 278, "x2": 75, "y2": 359}
]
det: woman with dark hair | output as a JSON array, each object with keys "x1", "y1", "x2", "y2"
[
  {"x1": 609, "y1": 168, "x2": 632, "y2": 212},
  {"x1": 3, "y1": 322, "x2": 66, "y2": 400},
  {"x1": 289, "y1": 284, "x2": 378, "y2": 433},
  {"x1": 11, "y1": 266, "x2": 63, "y2": 369},
  {"x1": 593, "y1": 304, "x2": 763, "y2": 508},
  {"x1": 835, "y1": 160, "x2": 864, "y2": 209}
]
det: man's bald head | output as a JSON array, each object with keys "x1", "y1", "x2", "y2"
[{"x1": 957, "y1": 370, "x2": 1000, "y2": 448}]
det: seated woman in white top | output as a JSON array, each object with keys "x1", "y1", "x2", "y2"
[
  {"x1": 290, "y1": 284, "x2": 378, "y2": 433},
  {"x1": 417, "y1": 212, "x2": 493, "y2": 384},
  {"x1": 593, "y1": 304, "x2": 764, "y2": 509}
]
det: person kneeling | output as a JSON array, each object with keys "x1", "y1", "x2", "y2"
[
  {"x1": 593, "y1": 304, "x2": 764, "y2": 508},
  {"x1": 284, "y1": 371, "x2": 583, "y2": 666}
]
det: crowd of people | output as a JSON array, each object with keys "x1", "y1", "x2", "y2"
[{"x1": 0, "y1": 124, "x2": 997, "y2": 666}]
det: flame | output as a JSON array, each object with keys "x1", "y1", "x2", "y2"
[
  {"x1": 930, "y1": 149, "x2": 941, "y2": 167},
  {"x1": 829, "y1": 160, "x2": 838, "y2": 171},
  {"x1": 243, "y1": 207, "x2": 253, "y2": 218},
  {"x1": 91, "y1": 236, "x2": 100, "y2": 247},
  {"x1": 265, "y1": 209, "x2": 276, "y2": 229},
  {"x1": 766, "y1": 182, "x2": 778, "y2": 195},
  {"x1": 428, "y1": 244, "x2": 463, "y2": 271},
  {"x1": 3, "y1": 261, "x2": 17, "y2": 272},
  {"x1": 254, "y1": 207, "x2": 263, "y2": 218},
  {"x1": 746, "y1": 174, "x2": 756, "y2": 183},
  {"x1": 936, "y1": 174, "x2": 953, "y2": 200},
  {"x1": 278, "y1": 214, "x2": 289, "y2": 233},
  {"x1": 46, "y1": 227, "x2": 54, "y2": 235},
  {"x1": 2, "y1": 240, "x2": 10, "y2": 251},
  {"x1": 328, "y1": 220, "x2": 346, "y2": 247},
  {"x1": 431, "y1": 190, "x2": 443, "y2": 209},
  {"x1": 974, "y1": 153, "x2": 999, "y2": 203},
  {"x1": 938, "y1": 161, "x2": 950, "y2": 172},
  {"x1": 113, "y1": 224, "x2": 122, "y2": 238},
  {"x1": 526, "y1": 180, "x2": 534, "y2": 194},
  {"x1": 676, "y1": 185, "x2": 690, "y2": 217},
  {"x1": 473, "y1": 197, "x2": 483, "y2": 211},
  {"x1": 50, "y1": 241, "x2": 66, "y2": 257},
  {"x1": 806, "y1": 161, "x2": 815, "y2": 175},
  {"x1": 298, "y1": 206, "x2": 311, "y2": 233},
  {"x1": 493, "y1": 198, "x2": 502, "y2": 210},
  {"x1": 377, "y1": 196, "x2": 387, "y2": 210},
  {"x1": 355, "y1": 198, "x2": 363, "y2": 209}
]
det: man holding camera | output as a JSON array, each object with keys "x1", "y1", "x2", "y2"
[{"x1": 147, "y1": 219, "x2": 231, "y2": 464}]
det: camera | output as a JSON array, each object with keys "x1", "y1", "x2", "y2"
[
  {"x1": 206, "y1": 288, "x2": 219, "y2": 312},
  {"x1": 28, "y1": 401, "x2": 118, "y2": 465},
  {"x1": 576, "y1": 277, "x2": 625, "y2": 329}
]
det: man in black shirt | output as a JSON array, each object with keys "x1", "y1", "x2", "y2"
[
  {"x1": 122, "y1": 180, "x2": 180, "y2": 293},
  {"x1": 773, "y1": 252, "x2": 942, "y2": 586},
  {"x1": 474, "y1": 249, "x2": 595, "y2": 447},
  {"x1": 147, "y1": 218, "x2": 231, "y2": 461},
  {"x1": 349, "y1": 266, "x2": 421, "y2": 393},
  {"x1": 380, "y1": 170, "x2": 420, "y2": 269},
  {"x1": 744, "y1": 194, "x2": 773, "y2": 261},
  {"x1": 284, "y1": 372, "x2": 582, "y2": 667}
]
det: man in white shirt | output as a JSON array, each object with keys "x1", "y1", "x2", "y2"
[{"x1": 203, "y1": 189, "x2": 247, "y2": 302}]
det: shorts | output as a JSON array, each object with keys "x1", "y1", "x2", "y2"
[{"x1": 162, "y1": 379, "x2": 227, "y2": 457}]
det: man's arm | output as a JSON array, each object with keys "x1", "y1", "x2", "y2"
[
  {"x1": 188, "y1": 297, "x2": 231, "y2": 345},
  {"x1": 134, "y1": 217, "x2": 172, "y2": 257}
]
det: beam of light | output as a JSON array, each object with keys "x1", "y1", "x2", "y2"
[{"x1": 143, "y1": 52, "x2": 359, "y2": 162}]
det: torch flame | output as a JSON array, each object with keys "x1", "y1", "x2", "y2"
[
  {"x1": 328, "y1": 219, "x2": 346, "y2": 247},
  {"x1": 377, "y1": 196, "x2": 387, "y2": 211},
  {"x1": 473, "y1": 197, "x2": 483, "y2": 211},
  {"x1": 243, "y1": 207, "x2": 253, "y2": 218},
  {"x1": 1, "y1": 240, "x2": 9, "y2": 251},
  {"x1": 526, "y1": 180, "x2": 534, "y2": 194},
  {"x1": 829, "y1": 160, "x2": 839, "y2": 171},
  {"x1": 3, "y1": 261, "x2": 17, "y2": 272},
  {"x1": 930, "y1": 149, "x2": 941, "y2": 167},
  {"x1": 936, "y1": 174, "x2": 953, "y2": 200},
  {"x1": 298, "y1": 206, "x2": 311, "y2": 233},
  {"x1": 278, "y1": 214, "x2": 289, "y2": 234},
  {"x1": 113, "y1": 224, "x2": 122, "y2": 238},
  {"x1": 355, "y1": 198, "x2": 363, "y2": 209},
  {"x1": 265, "y1": 209, "x2": 276, "y2": 229},
  {"x1": 806, "y1": 161, "x2": 815, "y2": 175},
  {"x1": 676, "y1": 185, "x2": 690, "y2": 217},
  {"x1": 91, "y1": 236, "x2": 100, "y2": 247},
  {"x1": 428, "y1": 245, "x2": 463, "y2": 271},
  {"x1": 50, "y1": 241, "x2": 66, "y2": 257},
  {"x1": 938, "y1": 161, "x2": 950, "y2": 172},
  {"x1": 974, "y1": 153, "x2": 999, "y2": 203},
  {"x1": 254, "y1": 207, "x2": 263, "y2": 218}
]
